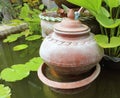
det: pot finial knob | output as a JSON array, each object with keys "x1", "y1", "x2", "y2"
[{"x1": 67, "y1": 9, "x2": 75, "y2": 20}]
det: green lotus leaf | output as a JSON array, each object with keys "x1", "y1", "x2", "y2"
[
  {"x1": 0, "y1": 84, "x2": 11, "y2": 98},
  {"x1": 96, "y1": 14, "x2": 120, "y2": 28},
  {"x1": 25, "y1": 57, "x2": 43, "y2": 71},
  {"x1": 13, "y1": 44, "x2": 28, "y2": 51},
  {"x1": 0, "y1": 64, "x2": 30, "y2": 82},
  {"x1": 104, "y1": 0, "x2": 120, "y2": 8},
  {"x1": 95, "y1": 35, "x2": 120, "y2": 48},
  {"x1": 25, "y1": 35, "x2": 41, "y2": 41},
  {"x1": 67, "y1": 0, "x2": 102, "y2": 13},
  {"x1": 99, "y1": 7, "x2": 110, "y2": 17}
]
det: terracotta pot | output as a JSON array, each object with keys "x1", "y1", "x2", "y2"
[
  {"x1": 40, "y1": 10, "x2": 104, "y2": 75},
  {"x1": 39, "y1": 12, "x2": 62, "y2": 37}
]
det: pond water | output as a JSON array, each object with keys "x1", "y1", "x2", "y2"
[{"x1": 0, "y1": 38, "x2": 120, "y2": 98}]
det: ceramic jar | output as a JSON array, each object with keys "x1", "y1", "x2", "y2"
[{"x1": 40, "y1": 10, "x2": 104, "y2": 75}]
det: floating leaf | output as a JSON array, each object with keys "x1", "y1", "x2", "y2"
[
  {"x1": 0, "y1": 64, "x2": 30, "y2": 82},
  {"x1": 3, "y1": 34, "x2": 23, "y2": 43},
  {"x1": 0, "y1": 84, "x2": 11, "y2": 98},
  {"x1": 0, "y1": 57, "x2": 43, "y2": 82},
  {"x1": 25, "y1": 35, "x2": 41, "y2": 41},
  {"x1": 95, "y1": 35, "x2": 120, "y2": 48},
  {"x1": 25, "y1": 57, "x2": 43, "y2": 71},
  {"x1": 13, "y1": 44, "x2": 28, "y2": 51}
]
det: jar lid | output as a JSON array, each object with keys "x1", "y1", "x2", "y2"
[{"x1": 54, "y1": 9, "x2": 90, "y2": 34}]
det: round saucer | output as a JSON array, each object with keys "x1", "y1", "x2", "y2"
[{"x1": 37, "y1": 63, "x2": 100, "y2": 94}]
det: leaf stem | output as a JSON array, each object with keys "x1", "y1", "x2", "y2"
[
  {"x1": 117, "y1": 25, "x2": 120, "y2": 36},
  {"x1": 100, "y1": 25, "x2": 104, "y2": 34},
  {"x1": 116, "y1": 6, "x2": 120, "y2": 19}
]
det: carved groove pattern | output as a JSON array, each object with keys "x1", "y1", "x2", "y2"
[{"x1": 47, "y1": 35, "x2": 92, "y2": 46}]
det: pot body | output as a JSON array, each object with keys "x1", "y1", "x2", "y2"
[{"x1": 40, "y1": 31, "x2": 104, "y2": 75}]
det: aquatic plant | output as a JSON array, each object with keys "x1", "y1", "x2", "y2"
[
  {"x1": 0, "y1": 84, "x2": 11, "y2": 98},
  {"x1": 3, "y1": 3, "x2": 43, "y2": 51},
  {"x1": 3, "y1": 30, "x2": 41, "y2": 51},
  {"x1": 19, "y1": 3, "x2": 42, "y2": 33},
  {"x1": 67, "y1": 0, "x2": 120, "y2": 57},
  {"x1": 13, "y1": 44, "x2": 28, "y2": 51},
  {"x1": 0, "y1": 57, "x2": 43, "y2": 82}
]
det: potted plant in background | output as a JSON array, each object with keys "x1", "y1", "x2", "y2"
[
  {"x1": 39, "y1": 4, "x2": 72, "y2": 37},
  {"x1": 67, "y1": 0, "x2": 120, "y2": 69}
]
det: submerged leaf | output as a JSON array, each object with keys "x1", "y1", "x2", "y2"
[
  {"x1": 13, "y1": 44, "x2": 28, "y2": 51},
  {"x1": 0, "y1": 64, "x2": 30, "y2": 82},
  {"x1": 0, "y1": 84, "x2": 11, "y2": 98},
  {"x1": 95, "y1": 35, "x2": 120, "y2": 48},
  {"x1": 25, "y1": 35, "x2": 41, "y2": 41}
]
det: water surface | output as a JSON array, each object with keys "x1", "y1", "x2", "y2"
[{"x1": 0, "y1": 38, "x2": 120, "y2": 98}]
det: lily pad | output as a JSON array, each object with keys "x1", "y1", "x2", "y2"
[
  {"x1": 13, "y1": 44, "x2": 28, "y2": 51},
  {"x1": 25, "y1": 35, "x2": 41, "y2": 41},
  {"x1": 3, "y1": 34, "x2": 23, "y2": 43},
  {"x1": 0, "y1": 64, "x2": 30, "y2": 82},
  {"x1": 0, "y1": 84, "x2": 11, "y2": 98},
  {"x1": 25, "y1": 57, "x2": 43, "y2": 71},
  {"x1": 95, "y1": 35, "x2": 120, "y2": 48}
]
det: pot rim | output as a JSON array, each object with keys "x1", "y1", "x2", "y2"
[{"x1": 39, "y1": 12, "x2": 62, "y2": 22}]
